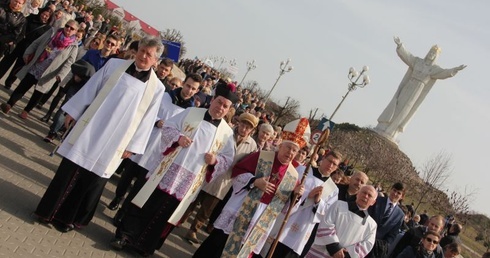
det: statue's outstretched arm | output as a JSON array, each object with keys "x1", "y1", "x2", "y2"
[
  {"x1": 454, "y1": 64, "x2": 467, "y2": 71},
  {"x1": 432, "y1": 64, "x2": 466, "y2": 79},
  {"x1": 394, "y1": 36, "x2": 415, "y2": 67},
  {"x1": 394, "y1": 36, "x2": 402, "y2": 47}
]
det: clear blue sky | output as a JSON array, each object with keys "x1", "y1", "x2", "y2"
[{"x1": 112, "y1": 0, "x2": 490, "y2": 216}]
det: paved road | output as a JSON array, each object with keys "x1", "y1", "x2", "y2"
[{"x1": 0, "y1": 84, "x2": 204, "y2": 257}]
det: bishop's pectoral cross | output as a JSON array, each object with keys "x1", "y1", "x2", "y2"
[{"x1": 269, "y1": 171, "x2": 280, "y2": 185}]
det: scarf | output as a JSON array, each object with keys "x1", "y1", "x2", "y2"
[{"x1": 38, "y1": 29, "x2": 76, "y2": 62}]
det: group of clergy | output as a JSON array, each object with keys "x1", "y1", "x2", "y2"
[{"x1": 31, "y1": 35, "x2": 382, "y2": 258}]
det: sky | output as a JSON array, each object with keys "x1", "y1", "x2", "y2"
[{"x1": 112, "y1": 0, "x2": 490, "y2": 216}]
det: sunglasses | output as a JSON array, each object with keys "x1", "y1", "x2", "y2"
[
  {"x1": 106, "y1": 40, "x2": 116, "y2": 46},
  {"x1": 425, "y1": 237, "x2": 439, "y2": 244},
  {"x1": 92, "y1": 40, "x2": 100, "y2": 45},
  {"x1": 64, "y1": 24, "x2": 76, "y2": 31}
]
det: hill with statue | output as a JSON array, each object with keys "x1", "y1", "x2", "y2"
[{"x1": 327, "y1": 123, "x2": 490, "y2": 257}]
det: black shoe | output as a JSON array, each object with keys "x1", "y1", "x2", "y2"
[
  {"x1": 40, "y1": 115, "x2": 50, "y2": 122},
  {"x1": 53, "y1": 221, "x2": 75, "y2": 233},
  {"x1": 32, "y1": 213, "x2": 51, "y2": 225},
  {"x1": 4, "y1": 78, "x2": 14, "y2": 89},
  {"x1": 110, "y1": 238, "x2": 127, "y2": 250},
  {"x1": 113, "y1": 210, "x2": 124, "y2": 227},
  {"x1": 108, "y1": 197, "x2": 122, "y2": 211},
  {"x1": 37, "y1": 217, "x2": 50, "y2": 225},
  {"x1": 44, "y1": 132, "x2": 57, "y2": 143}
]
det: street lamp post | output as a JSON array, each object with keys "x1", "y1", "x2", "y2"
[
  {"x1": 217, "y1": 56, "x2": 226, "y2": 69},
  {"x1": 264, "y1": 58, "x2": 293, "y2": 103},
  {"x1": 238, "y1": 59, "x2": 257, "y2": 86},
  {"x1": 329, "y1": 66, "x2": 370, "y2": 121}
]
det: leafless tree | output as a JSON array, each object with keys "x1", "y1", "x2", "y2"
[
  {"x1": 413, "y1": 151, "x2": 453, "y2": 213},
  {"x1": 447, "y1": 186, "x2": 478, "y2": 223},
  {"x1": 268, "y1": 97, "x2": 300, "y2": 126},
  {"x1": 307, "y1": 108, "x2": 326, "y2": 129}
]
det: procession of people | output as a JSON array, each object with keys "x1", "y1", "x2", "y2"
[{"x1": 0, "y1": 0, "x2": 473, "y2": 258}]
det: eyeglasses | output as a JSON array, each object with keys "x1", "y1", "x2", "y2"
[
  {"x1": 105, "y1": 40, "x2": 116, "y2": 47},
  {"x1": 64, "y1": 24, "x2": 76, "y2": 31},
  {"x1": 425, "y1": 237, "x2": 439, "y2": 244}
]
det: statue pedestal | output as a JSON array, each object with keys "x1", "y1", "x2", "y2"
[{"x1": 371, "y1": 127, "x2": 399, "y2": 147}]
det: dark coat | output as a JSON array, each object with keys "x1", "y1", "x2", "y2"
[
  {"x1": 367, "y1": 196, "x2": 404, "y2": 258},
  {"x1": 0, "y1": 3, "x2": 26, "y2": 44}
]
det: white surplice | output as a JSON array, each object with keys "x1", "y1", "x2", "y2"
[
  {"x1": 306, "y1": 200, "x2": 377, "y2": 258},
  {"x1": 145, "y1": 108, "x2": 235, "y2": 201},
  {"x1": 132, "y1": 93, "x2": 185, "y2": 170},
  {"x1": 58, "y1": 59, "x2": 165, "y2": 178},
  {"x1": 262, "y1": 166, "x2": 339, "y2": 256}
]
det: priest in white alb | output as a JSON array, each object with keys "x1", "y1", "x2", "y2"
[
  {"x1": 111, "y1": 81, "x2": 238, "y2": 256},
  {"x1": 107, "y1": 73, "x2": 202, "y2": 212},
  {"x1": 306, "y1": 185, "x2": 378, "y2": 258},
  {"x1": 34, "y1": 36, "x2": 165, "y2": 233}
]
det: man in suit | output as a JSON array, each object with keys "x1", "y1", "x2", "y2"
[{"x1": 367, "y1": 182, "x2": 405, "y2": 258}]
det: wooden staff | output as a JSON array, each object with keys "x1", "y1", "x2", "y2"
[
  {"x1": 267, "y1": 69, "x2": 368, "y2": 257},
  {"x1": 267, "y1": 127, "x2": 331, "y2": 258}
]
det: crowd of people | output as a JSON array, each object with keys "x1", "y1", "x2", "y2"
[{"x1": 1, "y1": 0, "x2": 488, "y2": 258}]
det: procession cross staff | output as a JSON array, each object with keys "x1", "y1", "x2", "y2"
[
  {"x1": 266, "y1": 126, "x2": 330, "y2": 258},
  {"x1": 49, "y1": 121, "x2": 74, "y2": 157},
  {"x1": 267, "y1": 66, "x2": 370, "y2": 258}
]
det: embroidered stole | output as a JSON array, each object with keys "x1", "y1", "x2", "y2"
[
  {"x1": 131, "y1": 108, "x2": 232, "y2": 218},
  {"x1": 168, "y1": 117, "x2": 231, "y2": 225},
  {"x1": 68, "y1": 59, "x2": 158, "y2": 174},
  {"x1": 222, "y1": 151, "x2": 298, "y2": 258}
]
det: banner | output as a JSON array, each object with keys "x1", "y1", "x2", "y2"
[{"x1": 161, "y1": 40, "x2": 181, "y2": 62}]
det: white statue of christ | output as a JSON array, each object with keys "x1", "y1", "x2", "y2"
[{"x1": 375, "y1": 36, "x2": 466, "y2": 141}]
